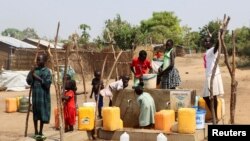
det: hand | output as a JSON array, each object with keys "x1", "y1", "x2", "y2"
[
  {"x1": 30, "y1": 66, "x2": 36, "y2": 74},
  {"x1": 158, "y1": 67, "x2": 162, "y2": 73},
  {"x1": 89, "y1": 95, "x2": 92, "y2": 99}
]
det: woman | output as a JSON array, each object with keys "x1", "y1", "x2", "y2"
[{"x1": 158, "y1": 39, "x2": 181, "y2": 89}]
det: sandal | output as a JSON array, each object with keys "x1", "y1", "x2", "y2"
[
  {"x1": 32, "y1": 134, "x2": 40, "y2": 139},
  {"x1": 40, "y1": 135, "x2": 47, "y2": 140}
]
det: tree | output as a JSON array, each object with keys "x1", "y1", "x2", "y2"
[
  {"x1": 100, "y1": 14, "x2": 138, "y2": 50},
  {"x1": 140, "y1": 11, "x2": 182, "y2": 44},
  {"x1": 79, "y1": 24, "x2": 91, "y2": 45},
  {"x1": 189, "y1": 31, "x2": 201, "y2": 52},
  {"x1": 1, "y1": 28, "x2": 23, "y2": 39},
  {"x1": 1, "y1": 27, "x2": 39, "y2": 40},
  {"x1": 199, "y1": 20, "x2": 220, "y2": 46},
  {"x1": 22, "y1": 28, "x2": 39, "y2": 39},
  {"x1": 234, "y1": 26, "x2": 250, "y2": 57}
]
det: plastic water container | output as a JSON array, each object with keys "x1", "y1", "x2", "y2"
[
  {"x1": 196, "y1": 108, "x2": 206, "y2": 129},
  {"x1": 178, "y1": 108, "x2": 196, "y2": 134},
  {"x1": 5, "y1": 98, "x2": 17, "y2": 113},
  {"x1": 102, "y1": 107, "x2": 122, "y2": 131},
  {"x1": 198, "y1": 97, "x2": 222, "y2": 120},
  {"x1": 54, "y1": 108, "x2": 59, "y2": 129},
  {"x1": 157, "y1": 133, "x2": 167, "y2": 141},
  {"x1": 78, "y1": 106, "x2": 95, "y2": 130},
  {"x1": 120, "y1": 132, "x2": 129, "y2": 141},
  {"x1": 19, "y1": 96, "x2": 29, "y2": 113},
  {"x1": 155, "y1": 110, "x2": 175, "y2": 132},
  {"x1": 142, "y1": 74, "x2": 157, "y2": 89},
  {"x1": 16, "y1": 96, "x2": 22, "y2": 111}
]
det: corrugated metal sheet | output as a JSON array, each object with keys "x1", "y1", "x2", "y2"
[
  {"x1": 0, "y1": 36, "x2": 36, "y2": 49},
  {"x1": 26, "y1": 38, "x2": 63, "y2": 49}
]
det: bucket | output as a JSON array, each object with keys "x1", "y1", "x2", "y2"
[
  {"x1": 142, "y1": 74, "x2": 157, "y2": 89},
  {"x1": 196, "y1": 108, "x2": 206, "y2": 129}
]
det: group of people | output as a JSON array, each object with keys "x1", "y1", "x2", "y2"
[{"x1": 26, "y1": 37, "x2": 224, "y2": 139}]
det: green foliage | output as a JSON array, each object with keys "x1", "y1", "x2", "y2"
[
  {"x1": 199, "y1": 20, "x2": 220, "y2": 45},
  {"x1": 140, "y1": 11, "x2": 182, "y2": 44},
  {"x1": 232, "y1": 26, "x2": 250, "y2": 57},
  {"x1": 93, "y1": 36, "x2": 105, "y2": 49},
  {"x1": 22, "y1": 28, "x2": 39, "y2": 39},
  {"x1": 1, "y1": 27, "x2": 39, "y2": 40},
  {"x1": 99, "y1": 14, "x2": 138, "y2": 50},
  {"x1": 189, "y1": 31, "x2": 201, "y2": 52},
  {"x1": 79, "y1": 24, "x2": 91, "y2": 45},
  {"x1": 1, "y1": 28, "x2": 23, "y2": 39}
]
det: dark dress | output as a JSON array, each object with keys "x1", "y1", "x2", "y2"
[{"x1": 26, "y1": 67, "x2": 52, "y2": 123}]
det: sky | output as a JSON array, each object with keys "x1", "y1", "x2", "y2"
[{"x1": 1, "y1": 0, "x2": 250, "y2": 40}]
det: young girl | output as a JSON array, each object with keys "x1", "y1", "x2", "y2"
[
  {"x1": 158, "y1": 39, "x2": 181, "y2": 89},
  {"x1": 62, "y1": 80, "x2": 76, "y2": 132}
]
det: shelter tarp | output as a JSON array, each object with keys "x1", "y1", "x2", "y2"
[{"x1": 0, "y1": 70, "x2": 30, "y2": 91}]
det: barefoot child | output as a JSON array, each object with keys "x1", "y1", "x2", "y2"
[
  {"x1": 100, "y1": 75, "x2": 130, "y2": 106},
  {"x1": 62, "y1": 80, "x2": 76, "y2": 132},
  {"x1": 90, "y1": 70, "x2": 104, "y2": 118}
]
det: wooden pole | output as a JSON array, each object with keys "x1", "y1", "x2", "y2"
[
  {"x1": 209, "y1": 15, "x2": 230, "y2": 124},
  {"x1": 230, "y1": 31, "x2": 238, "y2": 124},
  {"x1": 61, "y1": 44, "x2": 70, "y2": 98},
  {"x1": 24, "y1": 40, "x2": 40, "y2": 137},
  {"x1": 74, "y1": 36, "x2": 87, "y2": 102},
  {"x1": 221, "y1": 28, "x2": 238, "y2": 124},
  {"x1": 107, "y1": 31, "x2": 119, "y2": 79},
  {"x1": 91, "y1": 55, "x2": 108, "y2": 139},
  {"x1": 105, "y1": 50, "x2": 123, "y2": 87},
  {"x1": 53, "y1": 22, "x2": 65, "y2": 141}
]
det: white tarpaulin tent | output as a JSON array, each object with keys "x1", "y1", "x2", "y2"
[{"x1": 0, "y1": 70, "x2": 30, "y2": 91}]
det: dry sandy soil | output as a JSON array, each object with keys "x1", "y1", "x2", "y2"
[{"x1": 1, "y1": 54, "x2": 250, "y2": 141}]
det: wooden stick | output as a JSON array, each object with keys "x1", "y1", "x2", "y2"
[
  {"x1": 74, "y1": 37, "x2": 87, "y2": 102},
  {"x1": 53, "y1": 22, "x2": 65, "y2": 141},
  {"x1": 61, "y1": 44, "x2": 70, "y2": 99},
  {"x1": 230, "y1": 31, "x2": 238, "y2": 124},
  {"x1": 93, "y1": 55, "x2": 108, "y2": 139},
  {"x1": 209, "y1": 15, "x2": 230, "y2": 124},
  {"x1": 24, "y1": 40, "x2": 40, "y2": 137},
  {"x1": 105, "y1": 50, "x2": 123, "y2": 87},
  {"x1": 107, "y1": 31, "x2": 119, "y2": 79}
]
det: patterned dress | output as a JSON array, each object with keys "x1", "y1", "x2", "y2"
[
  {"x1": 160, "y1": 49, "x2": 181, "y2": 89},
  {"x1": 26, "y1": 67, "x2": 52, "y2": 123}
]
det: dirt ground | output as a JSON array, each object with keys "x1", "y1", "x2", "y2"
[{"x1": 1, "y1": 54, "x2": 250, "y2": 141}]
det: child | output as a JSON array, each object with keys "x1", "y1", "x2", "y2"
[
  {"x1": 26, "y1": 54, "x2": 52, "y2": 140},
  {"x1": 90, "y1": 70, "x2": 104, "y2": 118},
  {"x1": 130, "y1": 50, "x2": 152, "y2": 87},
  {"x1": 62, "y1": 79, "x2": 76, "y2": 132},
  {"x1": 134, "y1": 85, "x2": 156, "y2": 128},
  {"x1": 64, "y1": 74, "x2": 78, "y2": 111},
  {"x1": 100, "y1": 75, "x2": 130, "y2": 106},
  {"x1": 158, "y1": 39, "x2": 181, "y2": 89}
]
